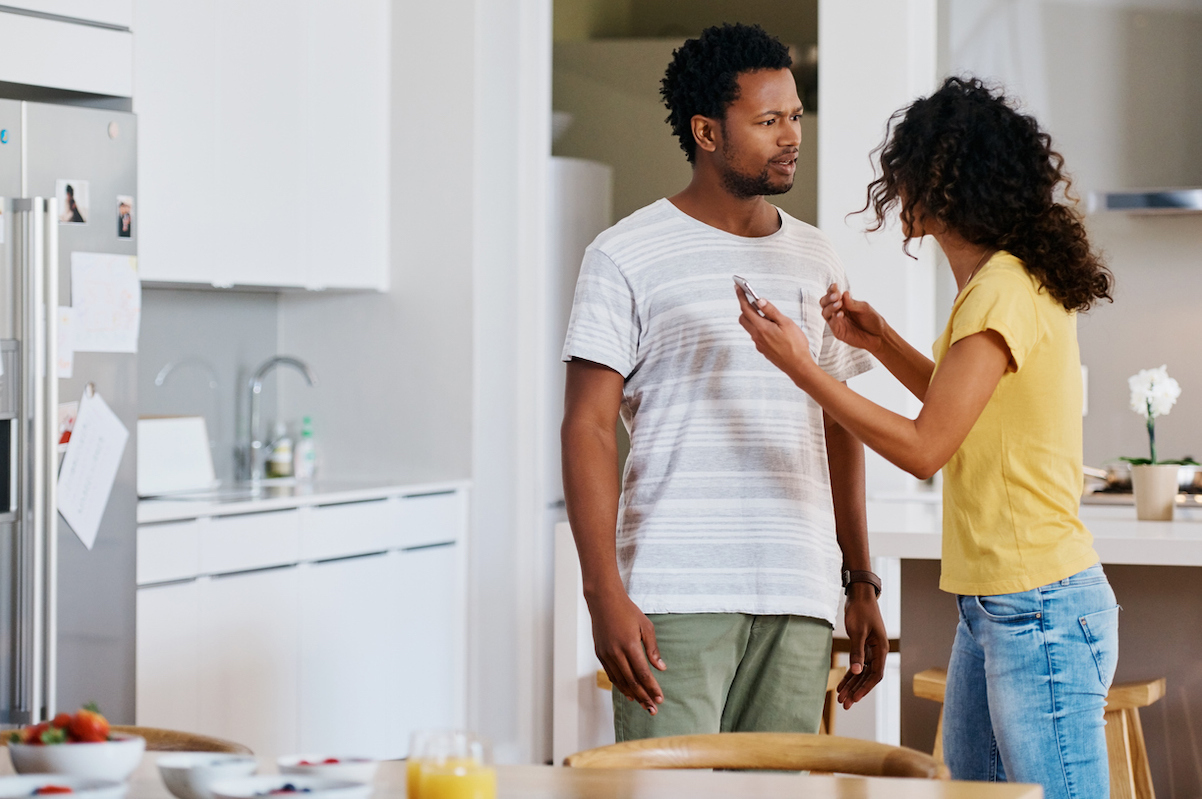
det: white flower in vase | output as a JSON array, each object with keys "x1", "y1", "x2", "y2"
[{"x1": 1127, "y1": 365, "x2": 1181, "y2": 464}]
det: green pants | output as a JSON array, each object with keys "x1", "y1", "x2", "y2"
[{"x1": 612, "y1": 613, "x2": 833, "y2": 742}]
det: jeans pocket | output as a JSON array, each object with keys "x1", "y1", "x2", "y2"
[
  {"x1": 975, "y1": 592, "x2": 1043, "y2": 623},
  {"x1": 1079, "y1": 605, "x2": 1120, "y2": 689}
]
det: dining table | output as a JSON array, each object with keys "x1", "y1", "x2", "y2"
[{"x1": 4, "y1": 750, "x2": 1044, "y2": 799}]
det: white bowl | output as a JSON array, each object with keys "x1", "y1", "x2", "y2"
[
  {"x1": 276, "y1": 756, "x2": 378, "y2": 784},
  {"x1": 7, "y1": 734, "x2": 146, "y2": 781},
  {"x1": 0, "y1": 774, "x2": 128, "y2": 799},
  {"x1": 158, "y1": 753, "x2": 259, "y2": 799},
  {"x1": 209, "y1": 776, "x2": 371, "y2": 799}
]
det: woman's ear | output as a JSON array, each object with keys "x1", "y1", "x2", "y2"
[{"x1": 691, "y1": 115, "x2": 719, "y2": 156}]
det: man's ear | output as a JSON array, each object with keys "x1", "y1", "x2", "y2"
[{"x1": 691, "y1": 115, "x2": 720, "y2": 156}]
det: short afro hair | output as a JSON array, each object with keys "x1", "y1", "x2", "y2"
[{"x1": 660, "y1": 23, "x2": 793, "y2": 163}]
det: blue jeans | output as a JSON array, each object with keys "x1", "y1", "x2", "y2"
[{"x1": 943, "y1": 564, "x2": 1119, "y2": 799}]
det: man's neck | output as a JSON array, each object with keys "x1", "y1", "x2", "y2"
[{"x1": 668, "y1": 171, "x2": 781, "y2": 238}]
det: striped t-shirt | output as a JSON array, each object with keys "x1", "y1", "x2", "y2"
[{"x1": 562, "y1": 198, "x2": 873, "y2": 624}]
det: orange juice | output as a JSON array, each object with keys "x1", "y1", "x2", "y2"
[
  {"x1": 406, "y1": 759, "x2": 423, "y2": 798},
  {"x1": 418, "y1": 763, "x2": 496, "y2": 799}
]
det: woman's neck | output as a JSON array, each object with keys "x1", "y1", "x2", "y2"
[{"x1": 935, "y1": 232, "x2": 996, "y2": 292}]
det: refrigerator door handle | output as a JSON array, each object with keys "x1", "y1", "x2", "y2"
[
  {"x1": 41, "y1": 197, "x2": 57, "y2": 720},
  {"x1": 12, "y1": 197, "x2": 57, "y2": 723}
]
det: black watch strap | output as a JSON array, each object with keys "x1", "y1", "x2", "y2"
[{"x1": 842, "y1": 568, "x2": 882, "y2": 598}]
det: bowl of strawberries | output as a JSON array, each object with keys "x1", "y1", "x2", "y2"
[{"x1": 6, "y1": 705, "x2": 145, "y2": 781}]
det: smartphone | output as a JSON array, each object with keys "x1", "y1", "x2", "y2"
[{"x1": 733, "y1": 274, "x2": 765, "y2": 315}]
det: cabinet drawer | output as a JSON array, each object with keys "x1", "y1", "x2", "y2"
[
  {"x1": 397, "y1": 492, "x2": 464, "y2": 549},
  {"x1": 137, "y1": 521, "x2": 201, "y2": 585},
  {"x1": 300, "y1": 499, "x2": 398, "y2": 561},
  {"x1": 200, "y1": 510, "x2": 301, "y2": 575}
]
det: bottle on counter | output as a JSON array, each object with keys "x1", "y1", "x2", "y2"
[
  {"x1": 294, "y1": 416, "x2": 317, "y2": 481},
  {"x1": 266, "y1": 421, "x2": 294, "y2": 479}
]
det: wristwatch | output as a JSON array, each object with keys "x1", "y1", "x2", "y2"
[{"x1": 842, "y1": 568, "x2": 882, "y2": 598}]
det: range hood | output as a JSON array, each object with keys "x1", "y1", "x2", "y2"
[{"x1": 1088, "y1": 188, "x2": 1202, "y2": 215}]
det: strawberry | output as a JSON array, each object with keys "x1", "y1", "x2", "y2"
[
  {"x1": 52, "y1": 713, "x2": 72, "y2": 729},
  {"x1": 67, "y1": 706, "x2": 109, "y2": 743}
]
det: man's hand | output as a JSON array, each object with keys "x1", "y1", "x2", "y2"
[
  {"x1": 836, "y1": 584, "x2": 889, "y2": 708},
  {"x1": 589, "y1": 589, "x2": 667, "y2": 715}
]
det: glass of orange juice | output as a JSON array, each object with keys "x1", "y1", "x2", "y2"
[{"x1": 407, "y1": 731, "x2": 494, "y2": 799}]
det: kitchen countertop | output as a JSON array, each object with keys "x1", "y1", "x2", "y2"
[
  {"x1": 868, "y1": 493, "x2": 1202, "y2": 566},
  {"x1": 137, "y1": 478, "x2": 471, "y2": 524}
]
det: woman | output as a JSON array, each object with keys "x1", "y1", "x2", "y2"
[{"x1": 736, "y1": 77, "x2": 1118, "y2": 798}]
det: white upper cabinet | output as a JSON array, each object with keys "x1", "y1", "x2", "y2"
[
  {"x1": 3, "y1": 2, "x2": 132, "y2": 27},
  {"x1": 0, "y1": 3, "x2": 133, "y2": 97},
  {"x1": 134, "y1": 0, "x2": 390, "y2": 291}
]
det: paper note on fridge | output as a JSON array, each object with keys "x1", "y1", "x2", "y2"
[
  {"x1": 57, "y1": 389, "x2": 128, "y2": 550},
  {"x1": 70, "y1": 252, "x2": 140, "y2": 353},
  {"x1": 57, "y1": 306, "x2": 74, "y2": 378}
]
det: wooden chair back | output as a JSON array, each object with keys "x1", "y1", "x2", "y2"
[
  {"x1": 564, "y1": 731, "x2": 950, "y2": 779},
  {"x1": 109, "y1": 725, "x2": 252, "y2": 754}
]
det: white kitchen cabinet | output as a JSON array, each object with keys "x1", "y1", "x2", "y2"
[
  {"x1": 2, "y1": 1, "x2": 131, "y2": 27},
  {"x1": 0, "y1": 11, "x2": 132, "y2": 97},
  {"x1": 392, "y1": 542, "x2": 463, "y2": 756},
  {"x1": 198, "y1": 566, "x2": 301, "y2": 758},
  {"x1": 297, "y1": 552, "x2": 400, "y2": 759},
  {"x1": 134, "y1": 0, "x2": 389, "y2": 290},
  {"x1": 135, "y1": 485, "x2": 468, "y2": 757},
  {"x1": 136, "y1": 579, "x2": 201, "y2": 733}
]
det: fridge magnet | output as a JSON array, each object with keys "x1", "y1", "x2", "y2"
[
  {"x1": 55, "y1": 179, "x2": 89, "y2": 225},
  {"x1": 57, "y1": 400, "x2": 78, "y2": 451},
  {"x1": 116, "y1": 195, "x2": 133, "y2": 239}
]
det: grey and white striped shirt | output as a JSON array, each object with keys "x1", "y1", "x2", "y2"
[{"x1": 562, "y1": 198, "x2": 873, "y2": 624}]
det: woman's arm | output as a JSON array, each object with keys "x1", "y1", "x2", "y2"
[
  {"x1": 819, "y1": 285, "x2": 936, "y2": 401},
  {"x1": 739, "y1": 288, "x2": 1010, "y2": 478}
]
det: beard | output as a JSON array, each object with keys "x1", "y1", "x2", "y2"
[{"x1": 720, "y1": 137, "x2": 794, "y2": 198}]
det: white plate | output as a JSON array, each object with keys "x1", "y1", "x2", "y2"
[
  {"x1": 0, "y1": 774, "x2": 127, "y2": 799},
  {"x1": 209, "y1": 776, "x2": 371, "y2": 799},
  {"x1": 276, "y1": 757, "x2": 377, "y2": 785}
]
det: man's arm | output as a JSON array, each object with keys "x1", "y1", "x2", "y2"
[
  {"x1": 824, "y1": 406, "x2": 889, "y2": 708},
  {"x1": 562, "y1": 359, "x2": 666, "y2": 715}
]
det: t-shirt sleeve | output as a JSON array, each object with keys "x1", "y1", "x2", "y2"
[
  {"x1": 948, "y1": 271, "x2": 1040, "y2": 372},
  {"x1": 561, "y1": 248, "x2": 640, "y2": 378},
  {"x1": 817, "y1": 270, "x2": 875, "y2": 383}
]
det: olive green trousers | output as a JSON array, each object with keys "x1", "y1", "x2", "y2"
[{"x1": 612, "y1": 613, "x2": 833, "y2": 742}]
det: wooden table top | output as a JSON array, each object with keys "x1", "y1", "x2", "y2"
[{"x1": 6, "y1": 751, "x2": 1044, "y2": 799}]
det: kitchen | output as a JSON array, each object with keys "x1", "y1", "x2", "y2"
[{"x1": 0, "y1": 0, "x2": 1200, "y2": 797}]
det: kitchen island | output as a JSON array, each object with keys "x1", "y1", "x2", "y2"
[
  {"x1": 136, "y1": 479, "x2": 470, "y2": 760},
  {"x1": 869, "y1": 494, "x2": 1202, "y2": 798}
]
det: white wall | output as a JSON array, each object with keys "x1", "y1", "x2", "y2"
[{"x1": 818, "y1": 0, "x2": 938, "y2": 500}]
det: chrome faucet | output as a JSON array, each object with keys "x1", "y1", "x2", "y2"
[{"x1": 241, "y1": 355, "x2": 318, "y2": 482}]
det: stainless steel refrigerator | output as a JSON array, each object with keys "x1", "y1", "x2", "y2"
[{"x1": 0, "y1": 100, "x2": 137, "y2": 725}]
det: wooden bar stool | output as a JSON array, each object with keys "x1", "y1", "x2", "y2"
[{"x1": 912, "y1": 668, "x2": 1165, "y2": 799}]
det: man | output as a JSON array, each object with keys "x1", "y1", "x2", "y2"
[{"x1": 560, "y1": 23, "x2": 889, "y2": 741}]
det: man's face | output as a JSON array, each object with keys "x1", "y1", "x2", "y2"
[{"x1": 714, "y1": 68, "x2": 802, "y2": 198}]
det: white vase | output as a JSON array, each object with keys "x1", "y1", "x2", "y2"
[{"x1": 1131, "y1": 464, "x2": 1178, "y2": 521}]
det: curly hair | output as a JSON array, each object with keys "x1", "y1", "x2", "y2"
[
  {"x1": 861, "y1": 76, "x2": 1112, "y2": 312},
  {"x1": 660, "y1": 23, "x2": 792, "y2": 164}
]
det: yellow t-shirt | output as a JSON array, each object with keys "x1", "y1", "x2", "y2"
[{"x1": 933, "y1": 252, "x2": 1098, "y2": 596}]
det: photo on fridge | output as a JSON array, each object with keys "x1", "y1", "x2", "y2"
[
  {"x1": 56, "y1": 178, "x2": 88, "y2": 224},
  {"x1": 117, "y1": 194, "x2": 133, "y2": 238}
]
